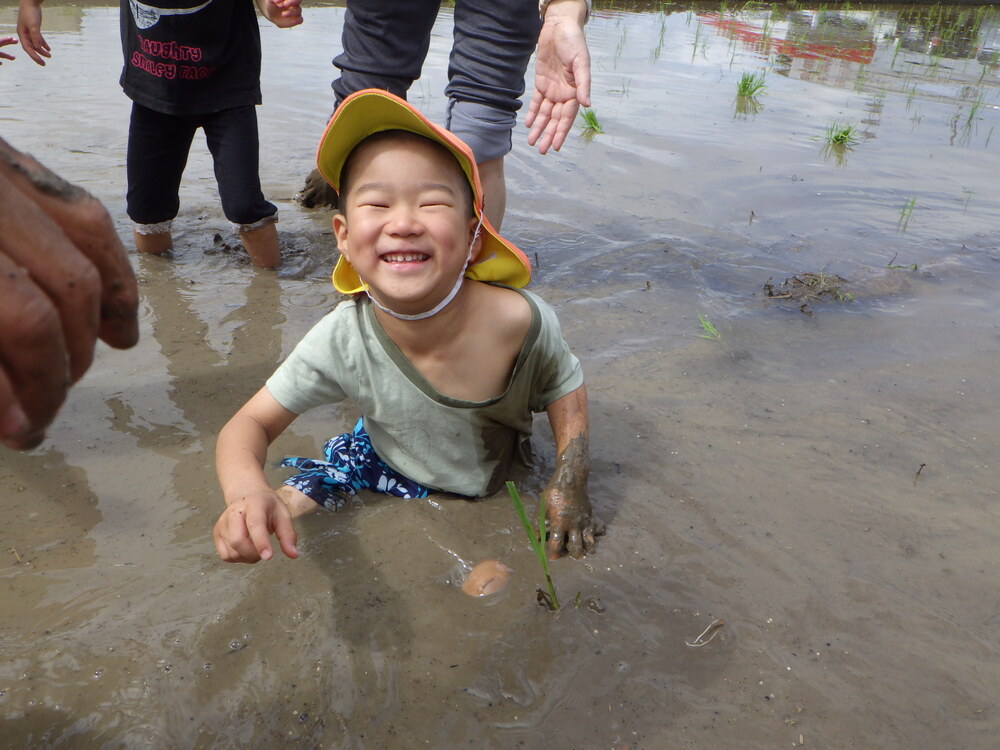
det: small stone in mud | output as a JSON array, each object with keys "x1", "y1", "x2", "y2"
[{"x1": 461, "y1": 559, "x2": 512, "y2": 597}]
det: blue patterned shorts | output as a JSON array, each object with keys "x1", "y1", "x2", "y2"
[{"x1": 281, "y1": 418, "x2": 431, "y2": 510}]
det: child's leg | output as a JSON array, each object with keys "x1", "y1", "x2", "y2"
[
  {"x1": 445, "y1": 0, "x2": 540, "y2": 229},
  {"x1": 133, "y1": 227, "x2": 173, "y2": 255},
  {"x1": 238, "y1": 219, "x2": 280, "y2": 269},
  {"x1": 203, "y1": 106, "x2": 280, "y2": 269},
  {"x1": 127, "y1": 103, "x2": 196, "y2": 254}
]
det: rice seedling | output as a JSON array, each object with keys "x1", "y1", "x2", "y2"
[
  {"x1": 578, "y1": 108, "x2": 604, "y2": 135},
  {"x1": 897, "y1": 196, "x2": 917, "y2": 233},
  {"x1": 966, "y1": 90, "x2": 986, "y2": 126},
  {"x1": 506, "y1": 481, "x2": 559, "y2": 610},
  {"x1": 823, "y1": 122, "x2": 862, "y2": 147},
  {"x1": 696, "y1": 313, "x2": 723, "y2": 341},
  {"x1": 886, "y1": 253, "x2": 918, "y2": 271},
  {"x1": 608, "y1": 79, "x2": 632, "y2": 97},
  {"x1": 961, "y1": 189, "x2": 974, "y2": 215},
  {"x1": 614, "y1": 27, "x2": 629, "y2": 67},
  {"x1": 853, "y1": 67, "x2": 867, "y2": 94},
  {"x1": 650, "y1": 16, "x2": 667, "y2": 63},
  {"x1": 735, "y1": 71, "x2": 767, "y2": 98}
]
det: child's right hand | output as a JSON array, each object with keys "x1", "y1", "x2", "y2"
[{"x1": 213, "y1": 491, "x2": 299, "y2": 563}]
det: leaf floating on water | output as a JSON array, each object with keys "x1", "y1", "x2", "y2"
[{"x1": 685, "y1": 617, "x2": 725, "y2": 647}]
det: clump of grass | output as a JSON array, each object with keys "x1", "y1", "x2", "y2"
[
  {"x1": 824, "y1": 122, "x2": 862, "y2": 147},
  {"x1": 696, "y1": 313, "x2": 722, "y2": 341},
  {"x1": 578, "y1": 108, "x2": 604, "y2": 135},
  {"x1": 735, "y1": 71, "x2": 767, "y2": 98},
  {"x1": 506, "y1": 481, "x2": 558, "y2": 610}
]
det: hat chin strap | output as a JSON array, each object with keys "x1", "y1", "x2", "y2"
[
  {"x1": 363, "y1": 216, "x2": 484, "y2": 322},
  {"x1": 365, "y1": 271, "x2": 465, "y2": 321}
]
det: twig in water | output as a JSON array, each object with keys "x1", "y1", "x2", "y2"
[{"x1": 686, "y1": 618, "x2": 725, "y2": 647}]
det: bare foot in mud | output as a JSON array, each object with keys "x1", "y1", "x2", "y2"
[{"x1": 298, "y1": 168, "x2": 338, "y2": 209}]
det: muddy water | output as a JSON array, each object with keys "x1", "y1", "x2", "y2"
[{"x1": 2, "y1": 2, "x2": 999, "y2": 748}]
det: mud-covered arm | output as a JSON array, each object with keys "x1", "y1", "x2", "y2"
[{"x1": 543, "y1": 383, "x2": 605, "y2": 559}]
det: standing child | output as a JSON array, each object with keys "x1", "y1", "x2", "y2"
[
  {"x1": 16, "y1": 0, "x2": 302, "y2": 268},
  {"x1": 212, "y1": 89, "x2": 604, "y2": 564}
]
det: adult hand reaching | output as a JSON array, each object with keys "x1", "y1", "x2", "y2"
[
  {"x1": 15, "y1": 0, "x2": 51, "y2": 66},
  {"x1": 0, "y1": 138, "x2": 139, "y2": 450},
  {"x1": 525, "y1": 0, "x2": 592, "y2": 155}
]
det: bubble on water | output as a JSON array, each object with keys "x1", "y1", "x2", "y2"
[
  {"x1": 93, "y1": 670, "x2": 103, "y2": 679},
  {"x1": 203, "y1": 663, "x2": 213, "y2": 671}
]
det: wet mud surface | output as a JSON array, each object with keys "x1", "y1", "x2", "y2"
[{"x1": 2, "y1": 2, "x2": 1000, "y2": 748}]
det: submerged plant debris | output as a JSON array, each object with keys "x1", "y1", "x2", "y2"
[
  {"x1": 763, "y1": 267, "x2": 921, "y2": 316},
  {"x1": 764, "y1": 272, "x2": 853, "y2": 316}
]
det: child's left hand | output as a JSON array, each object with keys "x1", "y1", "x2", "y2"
[
  {"x1": 262, "y1": 0, "x2": 303, "y2": 28},
  {"x1": 543, "y1": 478, "x2": 605, "y2": 560}
]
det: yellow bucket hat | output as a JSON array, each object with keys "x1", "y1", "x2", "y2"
[{"x1": 315, "y1": 89, "x2": 532, "y2": 295}]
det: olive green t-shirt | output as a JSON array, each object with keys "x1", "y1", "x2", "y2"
[{"x1": 265, "y1": 287, "x2": 583, "y2": 497}]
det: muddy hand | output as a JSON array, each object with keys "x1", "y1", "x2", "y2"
[
  {"x1": 0, "y1": 139, "x2": 139, "y2": 449},
  {"x1": 544, "y1": 484, "x2": 605, "y2": 560}
]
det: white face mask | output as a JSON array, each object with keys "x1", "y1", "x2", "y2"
[{"x1": 365, "y1": 215, "x2": 484, "y2": 322}]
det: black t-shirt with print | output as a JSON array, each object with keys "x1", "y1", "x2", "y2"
[{"x1": 119, "y1": 0, "x2": 262, "y2": 115}]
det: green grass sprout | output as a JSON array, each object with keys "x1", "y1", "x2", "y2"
[
  {"x1": 506, "y1": 481, "x2": 559, "y2": 610},
  {"x1": 897, "y1": 196, "x2": 917, "y2": 233},
  {"x1": 697, "y1": 313, "x2": 722, "y2": 341}
]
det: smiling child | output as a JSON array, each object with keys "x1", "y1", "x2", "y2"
[{"x1": 213, "y1": 89, "x2": 603, "y2": 565}]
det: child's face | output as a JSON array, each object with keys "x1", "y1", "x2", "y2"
[{"x1": 332, "y1": 135, "x2": 481, "y2": 315}]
